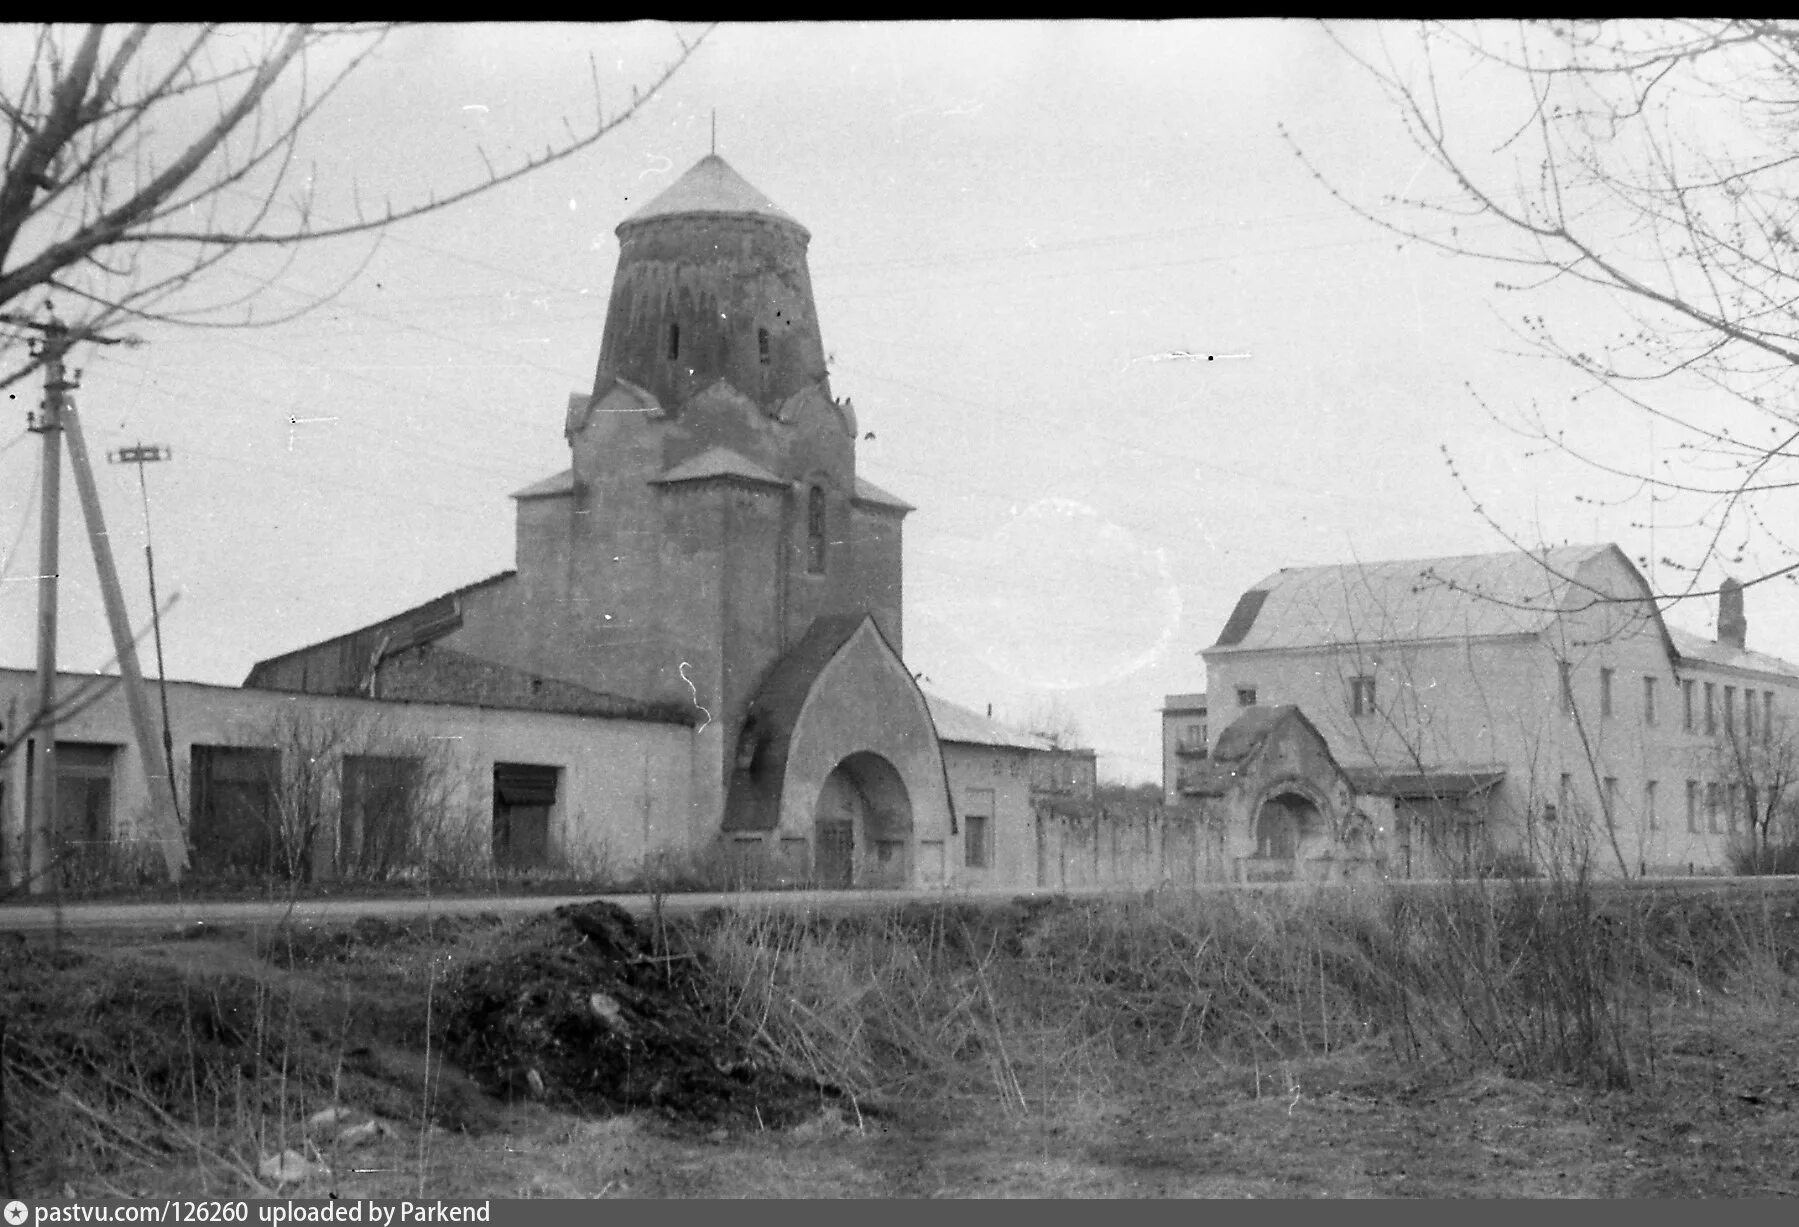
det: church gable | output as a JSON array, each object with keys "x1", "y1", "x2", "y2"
[{"x1": 723, "y1": 615, "x2": 949, "y2": 842}]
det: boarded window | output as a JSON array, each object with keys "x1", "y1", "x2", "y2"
[
  {"x1": 667, "y1": 321, "x2": 680, "y2": 361},
  {"x1": 341, "y1": 754, "x2": 422, "y2": 880},
  {"x1": 21, "y1": 741, "x2": 118, "y2": 883},
  {"x1": 493, "y1": 762, "x2": 558, "y2": 871},
  {"x1": 54, "y1": 742, "x2": 116, "y2": 852},
  {"x1": 191, "y1": 745, "x2": 280, "y2": 877},
  {"x1": 757, "y1": 326, "x2": 771, "y2": 365},
  {"x1": 963, "y1": 787, "x2": 995, "y2": 869}
]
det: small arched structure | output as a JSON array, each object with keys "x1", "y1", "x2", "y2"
[
  {"x1": 1180, "y1": 705, "x2": 1383, "y2": 882},
  {"x1": 724, "y1": 614, "x2": 951, "y2": 887}
]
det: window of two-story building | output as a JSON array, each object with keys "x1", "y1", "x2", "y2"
[
  {"x1": 1705, "y1": 781, "x2": 1723, "y2": 833},
  {"x1": 1726, "y1": 782, "x2": 1742, "y2": 834},
  {"x1": 1236, "y1": 686, "x2": 1257, "y2": 707},
  {"x1": 1724, "y1": 685, "x2": 1736, "y2": 737},
  {"x1": 1704, "y1": 682, "x2": 1716, "y2": 735},
  {"x1": 1600, "y1": 668, "x2": 1614, "y2": 718},
  {"x1": 1179, "y1": 721, "x2": 1207, "y2": 755},
  {"x1": 1603, "y1": 776, "x2": 1618, "y2": 828},
  {"x1": 1764, "y1": 690, "x2": 1775, "y2": 742},
  {"x1": 1685, "y1": 780, "x2": 1700, "y2": 833},
  {"x1": 1683, "y1": 679, "x2": 1696, "y2": 732},
  {"x1": 1643, "y1": 675, "x2": 1658, "y2": 726},
  {"x1": 1744, "y1": 687, "x2": 1756, "y2": 741},
  {"x1": 1645, "y1": 779, "x2": 1659, "y2": 830},
  {"x1": 1559, "y1": 661, "x2": 1575, "y2": 715},
  {"x1": 1350, "y1": 676, "x2": 1376, "y2": 717}
]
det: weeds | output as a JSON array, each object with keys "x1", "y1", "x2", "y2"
[
  {"x1": 3, "y1": 876, "x2": 1794, "y2": 1197},
  {"x1": 689, "y1": 875, "x2": 1799, "y2": 1111}
]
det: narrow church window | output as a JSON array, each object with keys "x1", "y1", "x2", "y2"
[
  {"x1": 758, "y1": 326, "x2": 771, "y2": 365},
  {"x1": 806, "y1": 485, "x2": 827, "y2": 573},
  {"x1": 667, "y1": 322, "x2": 680, "y2": 361}
]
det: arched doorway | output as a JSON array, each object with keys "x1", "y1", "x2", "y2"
[
  {"x1": 813, "y1": 751, "x2": 914, "y2": 888},
  {"x1": 1252, "y1": 788, "x2": 1325, "y2": 875}
]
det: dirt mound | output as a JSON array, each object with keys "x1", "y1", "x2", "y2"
[{"x1": 444, "y1": 901, "x2": 837, "y2": 1128}]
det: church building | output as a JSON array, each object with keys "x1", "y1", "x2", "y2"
[{"x1": 244, "y1": 154, "x2": 957, "y2": 887}]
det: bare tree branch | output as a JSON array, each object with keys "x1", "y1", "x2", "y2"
[{"x1": 0, "y1": 23, "x2": 714, "y2": 388}]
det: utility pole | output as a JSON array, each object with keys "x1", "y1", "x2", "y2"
[
  {"x1": 65, "y1": 406, "x2": 187, "y2": 881},
  {"x1": 109, "y1": 444, "x2": 182, "y2": 833},
  {"x1": 21, "y1": 319, "x2": 69, "y2": 895},
  {"x1": 4, "y1": 310, "x2": 187, "y2": 889}
]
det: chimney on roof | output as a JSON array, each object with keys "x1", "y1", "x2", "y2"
[{"x1": 1718, "y1": 577, "x2": 1747, "y2": 650}]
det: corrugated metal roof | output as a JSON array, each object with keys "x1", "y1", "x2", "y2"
[
  {"x1": 923, "y1": 693, "x2": 1054, "y2": 751},
  {"x1": 653, "y1": 447, "x2": 787, "y2": 489},
  {"x1": 1669, "y1": 626, "x2": 1799, "y2": 681},
  {"x1": 620, "y1": 154, "x2": 807, "y2": 234},
  {"x1": 1206, "y1": 544, "x2": 1626, "y2": 653}
]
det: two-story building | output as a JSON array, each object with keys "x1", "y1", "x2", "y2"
[{"x1": 1190, "y1": 544, "x2": 1799, "y2": 876}]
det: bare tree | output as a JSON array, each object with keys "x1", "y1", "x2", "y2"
[
  {"x1": 0, "y1": 22, "x2": 709, "y2": 387},
  {"x1": 1019, "y1": 697, "x2": 1086, "y2": 750},
  {"x1": 1292, "y1": 20, "x2": 1799, "y2": 597},
  {"x1": 1708, "y1": 710, "x2": 1799, "y2": 871}
]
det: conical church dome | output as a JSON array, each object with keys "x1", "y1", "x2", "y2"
[
  {"x1": 622, "y1": 153, "x2": 808, "y2": 235},
  {"x1": 594, "y1": 154, "x2": 829, "y2": 412}
]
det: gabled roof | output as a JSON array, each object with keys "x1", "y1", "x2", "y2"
[
  {"x1": 245, "y1": 570, "x2": 517, "y2": 684},
  {"x1": 1669, "y1": 626, "x2": 1799, "y2": 682},
  {"x1": 1209, "y1": 704, "x2": 1317, "y2": 762},
  {"x1": 1207, "y1": 543, "x2": 1642, "y2": 653},
  {"x1": 1176, "y1": 704, "x2": 1343, "y2": 798},
  {"x1": 652, "y1": 446, "x2": 787, "y2": 489},
  {"x1": 853, "y1": 476, "x2": 914, "y2": 513},
  {"x1": 620, "y1": 154, "x2": 807, "y2": 235},
  {"x1": 923, "y1": 693, "x2": 1053, "y2": 751},
  {"x1": 511, "y1": 469, "x2": 575, "y2": 500}
]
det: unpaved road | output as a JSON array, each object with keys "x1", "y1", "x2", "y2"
[
  {"x1": 1, "y1": 874, "x2": 1794, "y2": 933},
  {"x1": 0, "y1": 884, "x2": 1116, "y2": 933}
]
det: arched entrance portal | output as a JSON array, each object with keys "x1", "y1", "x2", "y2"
[
  {"x1": 1252, "y1": 789, "x2": 1326, "y2": 877},
  {"x1": 813, "y1": 751, "x2": 914, "y2": 888}
]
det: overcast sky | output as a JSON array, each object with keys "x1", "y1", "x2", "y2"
[{"x1": 0, "y1": 21, "x2": 1773, "y2": 783}]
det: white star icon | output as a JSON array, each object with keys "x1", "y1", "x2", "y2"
[{"x1": 5, "y1": 1200, "x2": 29, "y2": 1226}]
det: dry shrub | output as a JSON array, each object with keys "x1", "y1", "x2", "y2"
[{"x1": 689, "y1": 879, "x2": 1799, "y2": 1107}]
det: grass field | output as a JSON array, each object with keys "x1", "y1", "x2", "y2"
[{"x1": 3, "y1": 879, "x2": 1796, "y2": 1198}]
